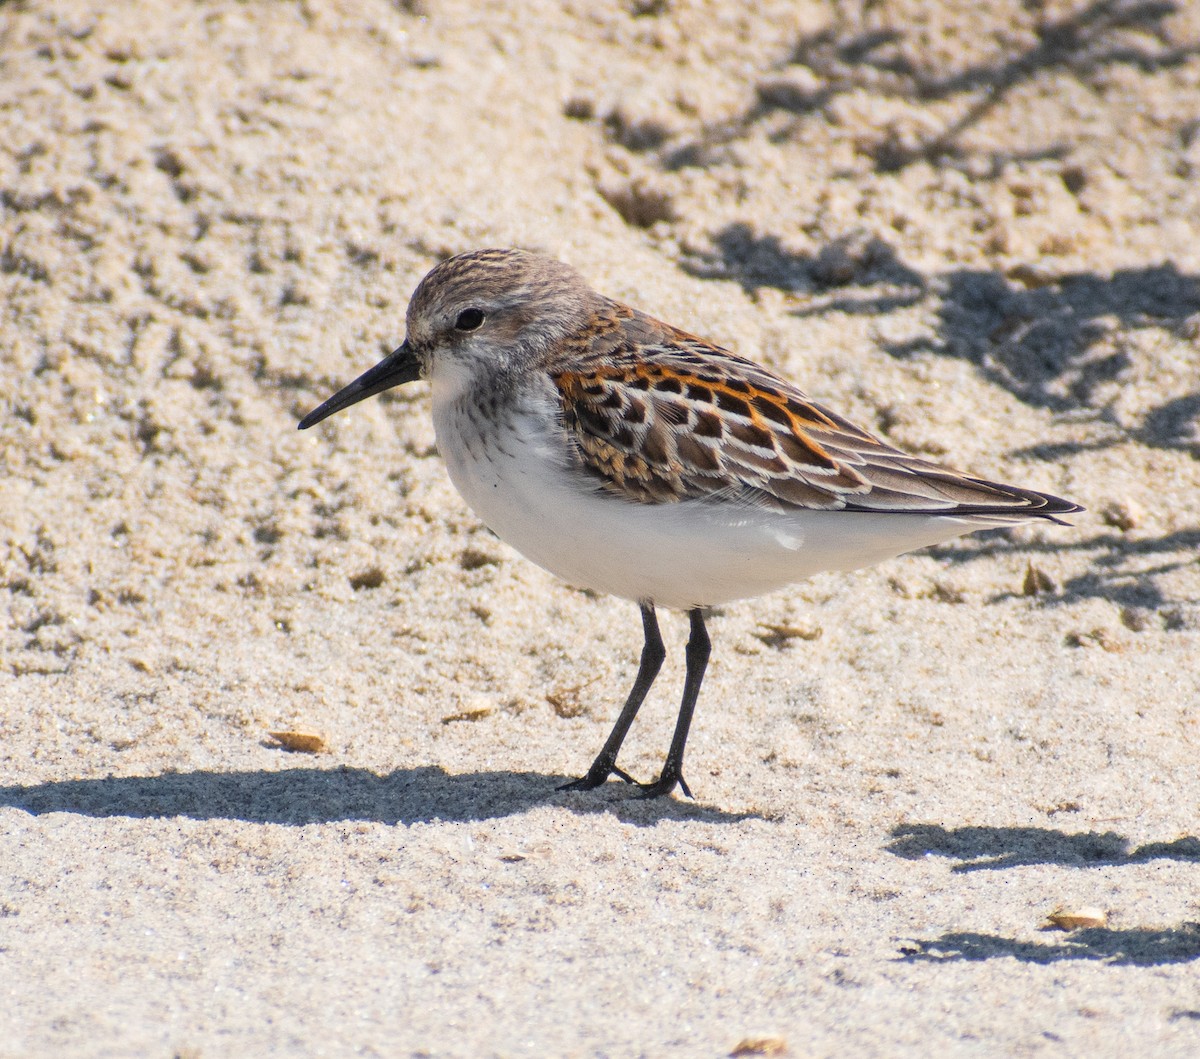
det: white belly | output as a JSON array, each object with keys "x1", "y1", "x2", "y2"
[{"x1": 432, "y1": 387, "x2": 986, "y2": 611}]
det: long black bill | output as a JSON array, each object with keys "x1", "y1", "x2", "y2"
[{"x1": 297, "y1": 342, "x2": 422, "y2": 430}]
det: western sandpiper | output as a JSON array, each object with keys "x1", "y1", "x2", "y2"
[{"x1": 300, "y1": 248, "x2": 1080, "y2": 798}]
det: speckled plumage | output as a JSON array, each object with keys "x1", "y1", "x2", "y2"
[{"x1": 552, "y1": 312, "x2": 1071, "y2": 516}]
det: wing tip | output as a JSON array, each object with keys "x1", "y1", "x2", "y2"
[{"x1": 1009, "y1": 487, "x2": 1084, "y2": 523}]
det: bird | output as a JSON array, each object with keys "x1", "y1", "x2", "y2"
[{"x1": 298, "y1": 247, "x2": 1080, "y2": 798}]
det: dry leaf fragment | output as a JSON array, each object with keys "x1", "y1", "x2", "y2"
[
  {"x1": 267, "y1": 730, "x2": 328, "y2": 754},
  {"x1": 1065, "y1": 628, "x2": 1123, "y2": 652},
  {"x1": 1007, "y1": 261, "x2": 1060, "y2": 289},
  {"x1": 440, "y1": 706, "x2": 494, "y2": 725},
  {"x1": 754, "y1": 622, "x2": 822, "y2": 648},
  {"x1": 1119, "y1": 606, "x2": 1155, "y2": 633},
  {"x1": 731, "y1": 1038, "x2": 788, "y2": 1057},
  {"x1": 1046, "y1": 906, "x2": 1108, "y2": 931},
  {"x1": 349, "y1": 566, "x2": 386, "y2": 590},
  {"x1": 931, "y1": 581, "x2": 966, "y2": 604},
  {"x1": 459, "y1": 546, "x2": 501, "y2": 571},
  {"x1": 1023, "y1": 561, "x2": 1056, "y2": 596},
  {"x1": 1099, "y1": 500, "x2": 1140, "y2": 532},
  {"x1": 546, "y1": 679, "x2": 597, "y2": 719}
]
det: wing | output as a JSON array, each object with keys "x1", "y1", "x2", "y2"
[{"x1": 551, "y1": 303, "x2": 1079, "y2": 521}]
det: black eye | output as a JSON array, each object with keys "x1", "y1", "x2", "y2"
[{"x1": 454, "y1": 308, "x2": 485, "y2": 332}]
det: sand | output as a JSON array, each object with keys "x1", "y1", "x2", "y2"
[{"x1": 2, "y1": 0, "x2": 1200, "y2": 1055}]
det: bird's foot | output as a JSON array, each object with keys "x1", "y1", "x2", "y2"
[
  {"x1": 636, "y1": 767, "x2": 692, "y2": 800},
  {"x1": 558, "y1": 760, "x2": 637, "y2": 792}
]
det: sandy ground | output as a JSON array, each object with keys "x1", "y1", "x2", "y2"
[{"x1": 2, "y1": 0, "x2": 1200, "y2": 1055}]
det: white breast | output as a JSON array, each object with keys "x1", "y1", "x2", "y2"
[{"x1": 431, "y1": 377, "x2": 992, "y2": 610}]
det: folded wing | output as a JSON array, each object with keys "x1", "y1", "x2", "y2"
[{"x1": 552, "y1": 307, "x2": 1080, "y2": 522}]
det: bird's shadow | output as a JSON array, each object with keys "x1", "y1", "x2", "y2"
[
  {"x1": 886, "y1": 822, "x2": 1200, "y2": 872},
  {"x1": 0, "y1": 765, "x2": 761, "y2": 827}
]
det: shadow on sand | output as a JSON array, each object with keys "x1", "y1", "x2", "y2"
[
  {"x1": 898, "y1": 923, "x2": 1200, "y2": 966},
  {"x1": 0, "y1": 765, "x2": 762, "y2": 827},
  {"x1": 621, "y1": 0, "x2": 1200, "y2": 175},
  {"x1": 685, "y1": 226, "x2": 1200, "y2": 432},
  {"x1": 886, "y1": 822, "x2": 1200, "y2": 872},
  {"x1": 890, "y1": 823, "x2": 1200, "y2": 966}
]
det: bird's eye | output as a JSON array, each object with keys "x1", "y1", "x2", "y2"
[{"x1": 454, "y1": 308, "x2": 485, "y2": 332}]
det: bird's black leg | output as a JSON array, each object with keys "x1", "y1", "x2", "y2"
[
  {"x1": 638, "y1": 608, "x2": 710, "y2": 799},
  {"x1": 559, "y1": 603, "x2": 665, "y2": 791}
]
